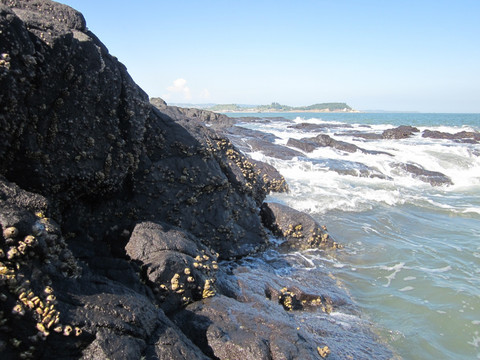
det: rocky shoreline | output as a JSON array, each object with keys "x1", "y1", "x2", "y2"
[
  {"x1": 0, "y1": 1, "x2": 395, "y2": 359},
  {"x1": 1, "y1": 2, "x2": 476, "y2": 359}
]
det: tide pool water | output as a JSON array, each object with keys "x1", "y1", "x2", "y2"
[{"x1": 229, "y1": 112, "x2": 480, "y2": 359}]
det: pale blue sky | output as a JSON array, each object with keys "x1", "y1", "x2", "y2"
[{"x1": 61, "y1": 0, "x2": 480, "y2": 112}]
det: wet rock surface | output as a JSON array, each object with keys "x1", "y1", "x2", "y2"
[
  {"x1": 171, "y1": 256, "x2": 393, "y2": 360},
  {"x1": 422, "y1": 129, "x2": 480, "y2": 143},
  {"x1": 0, "y1": 1, "x2": 393, "y2": 359},
  {"x1": 306, "y1": 158, "x2": 391, "y2": 179},
  {"x1": 392, "y1": 163, "x2": 453, "y2": 186},
  {"x1": 287, "y1": 134, "x2": 391, "y2": 156},
  {"x1": 261, "y1": 202, "x2": 340, "y2": 250},
  {"x1": 382, "y1": 125, "x2": 420, "y2": 139}
]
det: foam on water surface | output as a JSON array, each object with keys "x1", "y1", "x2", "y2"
[{"x1": 235, "y1": 112, "x2": 480, "y2": 359}]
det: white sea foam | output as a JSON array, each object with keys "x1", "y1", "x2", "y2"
[
  {"x1": 462, "y1": 207, "x2": 480, "y2": 215},
  {"x1": 418, "y1": 265, "x2": 452, "y2": 273},
  {"x1": 467, "y1": 331, "x2": 480, "y2": 348},
  {"x1": 238, "y1": 113, "x2": 480, "y2": 359},
  {"x1": 382, "y1": 262, "x2": 405, "y2": 287}
]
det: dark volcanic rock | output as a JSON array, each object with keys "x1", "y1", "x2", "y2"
[
  {"x1": 306, "y1": 158, "x2": 390, "y2": 179},
  {"x1": 287, "y1": 134, "x2": 360, "y2": 153},
  {"x1": 382, "y1": 125, "x2": 419, "y2": 139},
  {"x1": 208, "y1": 126, "x2": 279, "y2": 155},
  {"x1": 247, "y1": 138, "x2": 305, "y2": 160},
  {"x1": 288, "y1": 134, "x2": 391, "y2": 156},
  {"x1": 125, "y1": 221, "x2": 220, "y2": 313},
  {"x1": 261, "y1": 202, "x2": 340, "y2": 250},
  {"x1": 286, "y1": 138, "x2": 318, "y2": 153},
  {"x1": 171, "y1": 259, "x2": 393, "y2": 360},
  {"x1": 342, "y1": 131, "x2": 383, "y2": 140},
  {"x1": 250, "y1": 159, "x2": 289, "y2": 193},
  {"x1": 0, "y1": 176, "x2": 208, "y2": 360},
  {"x1": 0, "y1": 1, "x2": 279, "y2": 358},
  {"x1": 0, "y1": 1, "x2": 391, "y2": 359},
  {"x1": 0, "y1": 2, "x2": 149, "y2": 202},
  {"x1": 393, "y1": 163, "x2": 453, "y2": 186},
  {"x1": 0, "y1": 0, "x2": 283, "y2": 260},
  {"x1": 151, "y1": 98, "x2": 237, "y2": 128},
  {"x1": 422, "y1": 129, "x2": 480, "y2": 143},
  {"x1": 223, "y1": 126, "x2": 279, "y2": 144}
]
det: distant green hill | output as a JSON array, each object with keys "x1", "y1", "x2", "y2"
[{"x1": 205, "y1": 102, "x2": 354, "y2": 112}]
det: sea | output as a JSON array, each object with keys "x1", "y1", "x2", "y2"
[{"x1": 226, "y1": 112, "x2": 480, "y2": 359}]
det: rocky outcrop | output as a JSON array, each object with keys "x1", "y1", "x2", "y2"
[
  {"x1": 287, "y1": 134, "x2": 391, "y2": 156},
  {"x1": 151, "y1": 97, "x2": 236, "y2": 127},
  {"x1": 382, "y1": 125, "x2": 419, "y2": 139},
  {"x1": 0, "y1": 0, "x2": 288, "y2": 261},
  {"x1": 392, "y1": 163, "x2": 453, "y2": 186},
  {"x1": 0, "y1": 1, "x2": 285, "y2": 358},
  {"x1": 422, "y1": 129, "x2": 480, "y2": 143},
  {"x1": 261, "y1": 202, "x2": 340, "y2": 250},
  {"x1": 170, "y1": 257, "x2": 393, "y2": 360},
  {"x1": 0, "y1": 1, "x2": 393, "y2": 359}
]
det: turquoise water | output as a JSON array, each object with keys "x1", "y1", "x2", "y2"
[
  {"x1": 230, "y1": 112, "x2": 480, "y2": 359},
  {"x1": 227, "y1": 112, "x2": 480, "y2": 128}
]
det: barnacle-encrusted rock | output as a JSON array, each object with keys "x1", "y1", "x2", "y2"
[
  {"x1": 170, "y1": 258, "x2": 391, "y2": 360},
  {"x1": 125, "y1": 221, "x2": 219, "y2": 312},
  {"x1": 0, "y1": 1, "x2": 393, "y2": 359},
  {"x1": 261, "y1": 202, "x2": 341, "y2": 250}
]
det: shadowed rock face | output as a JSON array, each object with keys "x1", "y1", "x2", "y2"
[
  {"x1": 0, "y1": 1, "x2": 393, "y2": 359},
  {"x1": 0, "y1": 0, "x2": 282, "y2": 260}
]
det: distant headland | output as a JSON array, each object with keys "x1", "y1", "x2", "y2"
[{"x1": 170, "y1": 101, "x2": 360, "y2": 113}]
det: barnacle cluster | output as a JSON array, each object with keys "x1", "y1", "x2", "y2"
[
  {"x1": 276, "y1": 287, "x2": 335, "y2": 314},
  {"x1": 283, "y1": 223, "x2": 341, "y2": 250},
  {"x1": 301, "y1": 295, "x2": 334, "y2": 314},
  {"x1": 278, "y1": 287, "x2": 302, "y2": 311},
  {"x1": 0, "y1": 53, "x2": 11, "y2": 71},
  {"x1": 219, "y1": 139, "x2": 259, "y2": 192},
  {"x1": 317, "y1": 345, "x2": 331, "y2": 358},
  {"x1": 261, "y1": 172, "x2": 288, "y2": 193},
  {"x1": 283, "y1": 224, "x2": 304, "y2": 239},
  {"x1": 307, "y1": 226, "x2": 341, "y2": 249},
  {"x1": 0, "y1": 212, "x2": 82, "y2": 357},
  {"x1": 156, "y1": 250, "x2": 219, "y2": 306}
]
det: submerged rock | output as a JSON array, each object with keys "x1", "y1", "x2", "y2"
[
  {"x1": 393, "y1": 162, "x2": 453, "y2": 186},
  {"x1": 287, "y1": 134, "x2": 391, "y2": 156},
  {"x1": 306, "y1": 158, "x2": 391, "y2": 180}
]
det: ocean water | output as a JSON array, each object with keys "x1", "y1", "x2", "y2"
[{"x1": 228, "y1": 112, "x2": 480, "y2": 359}]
